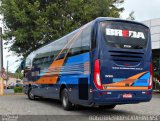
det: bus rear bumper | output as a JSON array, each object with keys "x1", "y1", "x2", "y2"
[{"x1": 92, "y1": 90, "x2": 152, "y2": 106}]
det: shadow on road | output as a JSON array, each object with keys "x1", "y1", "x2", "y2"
[{"x1": 26, "y1": 97, "x2": 139, "y2": 116}]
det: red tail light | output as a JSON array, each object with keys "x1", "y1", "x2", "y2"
[
  {"x1": 94, "y1": 59, "x2": 103, "y2": 90},
  {"x1": 148, "y1": 63, "x2": 153, "y2": 90}
]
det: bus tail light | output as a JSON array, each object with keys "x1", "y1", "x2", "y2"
[
  {"x1": 148, "y1": 63, "x2": 153, "y2": 90},
  {"x1": 94, "y1": 59, "x2": 103, "y2": 90}
]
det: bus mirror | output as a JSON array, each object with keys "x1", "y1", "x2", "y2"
[
  {"x1": 25, "y1": 66, "x2": 31, "y2": 70},
  {"x1": 20, "y1": 60, "x2": 25, "y2": 70},
  {"x1": 23, "y1": 66, "x2": 31, "y2": 77},
  {"x1": 21, "y1": 64, "x2": 24, "y2": 70},
  {"x1": 21, "y1": 70, "x2": 24, "y2": 75}
]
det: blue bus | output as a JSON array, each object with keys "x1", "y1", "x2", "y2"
[{"x1": 23, "y1": 17, "x2": 152, "y2": 110}]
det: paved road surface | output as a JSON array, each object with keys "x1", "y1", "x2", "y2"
[{"x1": 0, "y1": 94, "x2": 159, "y2": 121}]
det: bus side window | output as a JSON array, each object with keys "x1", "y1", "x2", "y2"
[
  {"x1": 48, "y1": 56, "x2": 52, "y2": 63},
  {"x1": 24, "y1": 58, "x2": 32, "y2": 78},
  {"x1": 25, "y1": 58, "x2": 32, "y2": 68},
  {"x1": 68, "y1": 32, "x2": 82, "y2": 56},
  {"x1": 32, "y1": 59, "x2": 37, "y2": 66},
  {"x1": 82, "y1": 25, "x2": 91, "y2": 53},
  {"x1": 50, "y1": 55, "x2": 55, "y2": 62},
  {"x1": 52, "y1": 37, "x2": 68, "y2": 60},
  {"x1": 91, "y1": 23, "x2": 97, "y2": 49}
]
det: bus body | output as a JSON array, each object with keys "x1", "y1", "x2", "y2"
[{"x1": 23, "y1": 17, "x2": 152, "y2": 110}]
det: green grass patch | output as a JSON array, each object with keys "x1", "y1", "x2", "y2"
[{"x1": 14, "y1": 87, "x2": 23, "y2": 93}]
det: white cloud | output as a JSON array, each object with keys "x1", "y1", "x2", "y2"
[
  {"x1": 3, "y1": 41, "x2": 21, "y2": 73},
  {"x1": 0, "y1": 14, "x2": 21, "y2": 73},
  {"x1": 121, "y1": 0, "x2": 160, "y2": 21}
]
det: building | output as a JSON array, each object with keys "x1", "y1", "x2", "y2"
[
  {"x1": 3, "y1": 72, "x2": 22, "y2": 88},
  {"x1": 143, "y1": 19, "x2": 160, "y2": 49},
  {"x1": 143, "y1": 19, "x2": 160, "y2": 69},
  {"x1": 142, "y1": 18, "x2": 160, "y2": 90}
]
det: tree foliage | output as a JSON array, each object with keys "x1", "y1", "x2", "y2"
[
  {"x1": 13, "y1": 70, "x2": 23, "y2": 80},
  {"x1": 127, "y1": 11, "x2": 135, "y2": 20},
  {"x1": 0, "y1": 0, "x2": 124, "y2": 57}
]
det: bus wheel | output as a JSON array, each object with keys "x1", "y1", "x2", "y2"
[
  {"x1": 61, "y1": 88, "x2": 73, "y2": 111},
  {"x1": 99, "y1": 105, "x2": 116, "y2": 109},
  {"x1": 28, "y1": 88, "x2": 35, "y2": 100}
]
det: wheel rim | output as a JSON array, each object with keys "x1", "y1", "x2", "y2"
[
  {"x1": 29, "y1": 90, "x2": 34, "y2": 99},
  {"x1": 63, "y1": 91, "x2": 68, "y2": 107}
]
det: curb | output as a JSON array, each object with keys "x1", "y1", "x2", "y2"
[
  {"x1": 2, "y1": 93, "x2": 25, "y2": 96},
  {"x1": 152, "y1": 90, "x2": 160, "y2": 94}
]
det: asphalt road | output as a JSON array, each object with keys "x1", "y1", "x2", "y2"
[{"x1": 0, "y1": 94, "x2": 159, "y2": 121}]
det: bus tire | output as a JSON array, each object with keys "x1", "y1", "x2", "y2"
[
  {"x1": 61, "y1": 88, "x2": 73, "y2": 111},
  {"x1": 99, "y1": 105, "x2": 116, "y2": 109},
  {"x1": 28, "y1": 88, "x2": 35, "y2": 100}
]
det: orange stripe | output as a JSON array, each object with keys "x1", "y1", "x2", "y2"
[
  {"x1": 103, "y1": 86, "x2": 148, "y2": 90},
  {"x1": 24, "y1": 82, "x2": 35, "y2": 84},
  {"x1": 103, "y1": 72, "x2": 147, "y2": 87},
  {"x1": 36, "y1": 59, "x2": 65, "y2": 84},
  {"x1": 128, "y1": 71, "x2": 147, "y2": 79},
  {"x1": 54, "y1": 22, "x2": 90, "y2": 61},
  {"x1": 30, "y1": 23, "x2": 92, "y2": 84},
  {"x1": 54, "y1": 31, "x2": 81, "y2": 61}
]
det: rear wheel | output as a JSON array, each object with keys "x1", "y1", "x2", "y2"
[
  {"x1": 99, "y1": 105, "x2": 116, "y2": 109},
  {"x1": 28, "y1": 88, "x2": 35, "y2": 100},
  {"x1": 61, "y1": 88, "x2": 73, "y2": 111}
]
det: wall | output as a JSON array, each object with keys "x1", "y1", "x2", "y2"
[{"x1": 142, "y1": 18, "x2": 160, "y2": 49}]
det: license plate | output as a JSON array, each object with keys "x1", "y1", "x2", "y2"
[{"x1": 123, "y1": 94, "x2": 132, "y2": 98}]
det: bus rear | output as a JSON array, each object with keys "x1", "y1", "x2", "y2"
[{"x1": 92, "y1": 20, "x2": 152, "y2": 106}]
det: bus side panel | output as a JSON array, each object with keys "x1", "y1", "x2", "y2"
[
  {"x1": 57, "y1": 52, "x2": 91, "y2": 105},
  {"x1": 23, "y1": 21, "x2": 94, "y2": 105},
  {"x1": 24, "y1": 52, "x2": 91, "y2": 104}
]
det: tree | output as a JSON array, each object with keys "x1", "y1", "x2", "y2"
[
  {"x1": 127, "y1": 11, "x2": 135, "y2": 20},
  {"x1": 0, "y1": 0, "x2": 124, "y2": 57},
  {"x1": 13, "y1": 70, "x2": 23, "y2": 80}
]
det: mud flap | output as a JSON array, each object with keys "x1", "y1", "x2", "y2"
[{"x1": 78, "y1": 78, "x2": 88, "y2": 100}]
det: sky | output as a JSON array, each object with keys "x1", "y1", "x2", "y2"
[
  {"x1": 2, "y1": 0, "x2": 160, "y2": 73},
  {"x1": 121, "y1": 0, "x2": 160, "y2": 21}
]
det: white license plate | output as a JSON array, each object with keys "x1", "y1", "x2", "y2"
[{"x1": 123, "y1": 94, "x2": 132, "y2": 98}]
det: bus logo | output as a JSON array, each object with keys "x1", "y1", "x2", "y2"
[{"x1": 106, "y1": 28, "x2": 145, "y2": 39}]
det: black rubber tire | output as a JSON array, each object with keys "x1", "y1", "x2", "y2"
[
  {"x1": 27, "y1": 88, "x2": 35, "y2": 100},
  {"x1": 61, "y1": 88, "x2": 73, "y2": 111},
  {"x1": 99, "y1": 105, "x2": 116, "y2": 109}
]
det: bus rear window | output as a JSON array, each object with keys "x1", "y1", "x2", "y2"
[{"x1": 100, "y1": 21, "x2": 149, "y2": 49}]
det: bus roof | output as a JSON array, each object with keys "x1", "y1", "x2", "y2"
[
  {"x1": 26, "y1": 17, "x2": 149, "y2": 59},
  {"x1": 94, "y1": 17, "x2": 149, "y2": 28}
]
